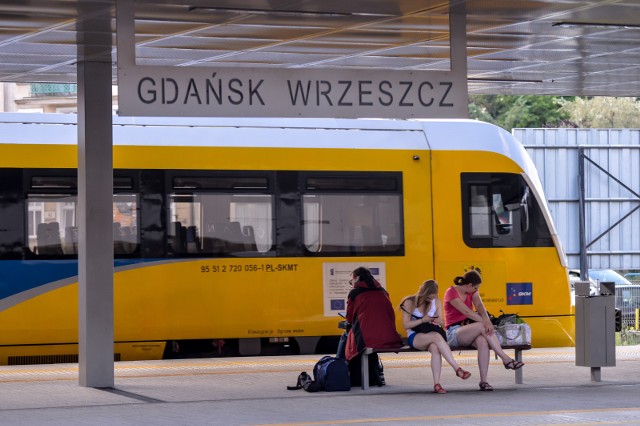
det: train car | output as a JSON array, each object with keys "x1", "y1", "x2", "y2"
[{"x1": 0, "y1": 113, "x2": 573, "y2": 365}]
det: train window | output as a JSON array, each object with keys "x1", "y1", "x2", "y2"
[
  {"x1": 113, "y1": 194, "x2": 139, "y2": 255},
  {"x1": 302, "y1": 171, "x2": 404, "y2": 256},
  {"x1": 27, "y1": 195, "x2": 76, "y2": 256},
  {"x1": 461, "y1": 173, "x2": 553, "y2": 248},
  {"x1": 26, "y1": 194, "x2": 140, "y2": 257},
  {"x1": 303, "y1": 194, "x2": 403, "y2": 255},
  {"x1": 168, "y1": 193, "x2": 274, "y2": 256},
  {"x1": 28, "y1": 202, "x2": 44, "y2": 239},
  {"x1": 114, "y1": 177, "x2": 134, "y2": 190},
  {"x1": 306, "y1": 177, "x2": 397, "y2": 191},
  {"x1": 31, "y1": 176, "x2": 77, "y2": 189},
  {"x1": 173, "y1": 176, "x2": 268, "y2": 190}
]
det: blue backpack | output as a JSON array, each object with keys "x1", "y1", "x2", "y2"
[{"x1": 313, "y1": 356, "x2": 351, "y2": 392}]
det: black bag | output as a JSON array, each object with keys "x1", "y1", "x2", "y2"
[
  {"x1": 348, "y1": 353, "x2": 385, "y2": 387},
  {"x1": 312, "y1": 356, "x2": 351, "y2": 392},
  {"x1": 489, "y1": 311, "x2": 521, "y2": 327},
  {"x1": 412, "y1": 322, "x2": 447, "y2": 340},
  {"x1": 287, "y1": 371, "x2": 313, "y2": 390},
  {"x1": 400, "y1": 304, "x2": 446, "y2": 340}
]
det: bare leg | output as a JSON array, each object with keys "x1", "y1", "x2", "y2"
[
  {"x1": 431, "y1": 335, "x2": 465, "y2": 373},
  {"x1": 413, "y1": 331, "x2": 468, "y2": 383},
  {"x1": 482, "y1": 331, "x2": 513, "y2": 363},
  {"x1": 428, "y1": 343, "x2": 442, "y2": 385},
  {"x1": 474, "y1": 335, "x2": 490, "y2": 383},
  {"x1": 452, "y1": 323, "x2": 514, "y2": 364},
  {"x1": 451, "y1": 322, "x2": 485, "y2": 346}
]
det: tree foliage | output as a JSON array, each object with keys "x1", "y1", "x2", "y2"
[
  {"x1": 469, "y1": 95, "x2": 640, "y2": 130},
  {"x1": 558, "y1": 97, "x2": 640, "y2": 128},
  {"x1": 468, "y1": 95, "x2": 570, "y2": 131}
]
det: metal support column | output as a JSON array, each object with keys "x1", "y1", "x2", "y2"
[
  {"x1": 449, "y1": 0, "x2": 468, "y2": 118},
  {"x1": 578, "y1": 147, "x2": 588, "y2": 280},
  {"x1": 77, "y1": 1, "x2": 114, "y2": 387}
]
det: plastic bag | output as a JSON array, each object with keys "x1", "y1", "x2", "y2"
[
  {"x1": 496, "y1": 322, "x2": 531, "y2": 345},
  {"x1": 493, "y1": 313, "x2": 531, "y2": 345}
]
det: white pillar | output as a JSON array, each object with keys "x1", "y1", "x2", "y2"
[{"x1": 77, "y1": 2, "x2": 114, "y2": 388}]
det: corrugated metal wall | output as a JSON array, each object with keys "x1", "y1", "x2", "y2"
[{"x1": 513, "y1": 128, "x2": 640, "y2": 270}]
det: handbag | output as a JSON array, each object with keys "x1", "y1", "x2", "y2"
[
  {"x1": 496, "y1": 323, "x2": 531, "y2": 345},
  {"x1": 400, "y1": 304, "x2": 447, "y2": 340},
  {"x1": 493, "y1": 313, "x2": 531, "y2": 345}
]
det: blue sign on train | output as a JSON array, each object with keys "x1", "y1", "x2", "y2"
[
  {"x1": 330, "y1": 299, "x2": 346, "y2": 311},
  {"x1": 506, "y1": 282, "x2": 533, "y2": 305}
]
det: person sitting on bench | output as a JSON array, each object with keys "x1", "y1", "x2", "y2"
[
  {"x1": 444, "y1": 269, "x2": 524, "y2": 392},
  {"x1": 339, "y1": 267, "x2": 403, "y2": 386},
  {"x1": 400, "y1": 279, "x2": 471, "y2": 394}
]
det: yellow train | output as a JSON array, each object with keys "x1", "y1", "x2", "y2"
[{"x1": 0, "y1": 114, "x2": 573, "y2": 365}]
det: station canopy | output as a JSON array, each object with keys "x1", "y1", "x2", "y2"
[{"x1": 0, "y1": 0, "x2": 639, "y2": 97}]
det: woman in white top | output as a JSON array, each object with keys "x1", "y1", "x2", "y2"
[{"x1": 400, "y1": 279, "x2": 471, "y2": 394}]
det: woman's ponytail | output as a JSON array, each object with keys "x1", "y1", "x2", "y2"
[{"x1": 454, "y1": 270, "x2": 482, "y2": 286}]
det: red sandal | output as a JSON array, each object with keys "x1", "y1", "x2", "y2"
[
  {"x1": 455, "y1": 367, "x2": 471, "y2": 380},
  {"x1": 433, "y1": 383, "x2": 447, "y2": 394}
]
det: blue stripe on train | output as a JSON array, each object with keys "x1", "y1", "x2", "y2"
[{"x1": 0, "y1": 259, "x2": 153, "y2": 300}]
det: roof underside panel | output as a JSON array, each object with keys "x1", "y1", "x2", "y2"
[{"x1": 0, "y1": 0, "x2": 638, "y2": 96}]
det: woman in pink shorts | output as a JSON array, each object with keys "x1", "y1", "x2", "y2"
[{"x1": 443, "y1": 270, "x2": 524, "y2": 391}]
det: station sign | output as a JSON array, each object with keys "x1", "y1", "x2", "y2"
[{"x1": 117, "y1": 65, "x2": 467, "y2": 119}]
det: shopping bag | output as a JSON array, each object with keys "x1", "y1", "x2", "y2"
[{"x1": 496, "y1": 322, "x2": 531, "y2": 345}]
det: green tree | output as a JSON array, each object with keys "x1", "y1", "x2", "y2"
[
  {"x1": 559, "y1": 97, "x2": 640, "y2": 128},
  {"x1": 469, "y1": 95, "x2": 570, "y2": 131}
]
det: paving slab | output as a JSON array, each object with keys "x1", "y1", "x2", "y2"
[{"x1": 0, "y1": 346, "x2": 639, "y2": 425}]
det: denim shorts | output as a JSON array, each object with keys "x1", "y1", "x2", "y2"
[
  {"x1": 407, "y1": 332, "x2": 417, "y2": 349},
  {"x1": 446, "y1": 325, "x2": 461, "y2": 347}
]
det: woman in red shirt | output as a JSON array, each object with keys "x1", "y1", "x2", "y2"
[{"x1": 443, "y1": 270, "x2": 524, "y2": 391}]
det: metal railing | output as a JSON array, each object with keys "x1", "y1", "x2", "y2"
[{"x1": 615, "y1": 285, "x2": 640, "y2": 328}]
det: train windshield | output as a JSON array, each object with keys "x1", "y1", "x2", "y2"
[{"x1": 461, "y1": 173, "x2": 553, "y2": 248}]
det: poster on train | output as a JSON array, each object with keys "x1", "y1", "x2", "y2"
[{"x1": 322, "y1": 262, "x2": 386, "y2": 317}]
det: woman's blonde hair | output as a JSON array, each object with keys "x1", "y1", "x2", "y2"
[{"x1": 400, "y1": 279, "x2": 438, "y2": 311}]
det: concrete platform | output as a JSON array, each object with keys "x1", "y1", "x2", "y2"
[{"x1": 0, "y1": 346, "x2": 639, "y2": 425}]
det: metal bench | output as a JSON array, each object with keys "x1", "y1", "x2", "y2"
[{"x1": 360, "y1": 344, "x2": 531, "y2": 389}]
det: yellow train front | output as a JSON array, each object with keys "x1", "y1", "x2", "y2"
[{"x1": 0, "y1": 115, "x2": 573, "y2": 365}]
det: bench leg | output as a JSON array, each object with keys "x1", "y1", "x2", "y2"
[
  {"x1": 514, "y1": 349, "x2": 523, "y2": 384},
  {"x1": 361, "y1": 353, "x2": 370, "y2": 390}
]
